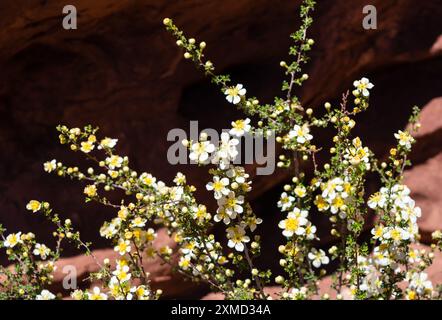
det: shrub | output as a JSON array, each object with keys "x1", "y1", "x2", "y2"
[{"x1": 1, "y1": 0, "x2": 441, "y2": 300}]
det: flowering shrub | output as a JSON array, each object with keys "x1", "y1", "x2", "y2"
[{"x1": 1, "y1": 0, "x2": 442, "y2": 300}]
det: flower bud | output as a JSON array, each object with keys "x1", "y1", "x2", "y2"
[
  {"x1": 200, "y1": 132, "x2": 208, "y2": 141},
  {"x1": 275, "y1": 276, "x2": 284, "y2": 284}
]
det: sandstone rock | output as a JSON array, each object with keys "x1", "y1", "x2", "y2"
[
  {"x1": 403, "y1": 97, "x2": 442, "y2": 243},
  {"x1": 405, "y1": 153, "x2": 442, "y2": 243},
  {"x1": 408, "y1": 97, "x2": 442, "y2": 165}
]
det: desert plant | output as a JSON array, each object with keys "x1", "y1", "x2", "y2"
[{"x1": 1, "y1": 0, "x2": 441, "y2": 300}]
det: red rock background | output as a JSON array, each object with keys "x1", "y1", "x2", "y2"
[{"x1": 0, "y1": 0, "x2": 441, "y2": 298}]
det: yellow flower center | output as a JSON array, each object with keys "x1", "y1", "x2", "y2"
[
  {"x1": 285, "y1": 218, "x2": 299, "y2": 231},
  {"x1": 390, "y1": 229, "x2": 401, "y2": 241},
  {"x1": 213, "y1": 181, "x2": 224, "y2": 192},
  {"x1": 227, "y1": 87, "x2": 239, "y2": 96}
]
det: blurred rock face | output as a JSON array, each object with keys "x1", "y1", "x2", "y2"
[{"x1": 0, "y1": 0, "x2": 441, "y2": 297}]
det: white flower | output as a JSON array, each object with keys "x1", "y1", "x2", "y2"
[
  {"x1": 113, "y1": 265, "x2": 131, "y2": 282},
  {"x1": 80, "y1": 141, "x2": 94, "y2": 153},
  {"x1": 321, "y1": 177, "x2": 344, "y2": 200},
  {"x1": 277, "y1": 192, "x2": 295, "y2": 212},
  {"x1": 226, "y1": 225, "x2": 250, "y2": 252},
  {"x1": 308, "y1": 248, "x2": 329, "y2": 268},
  {"x1": 139, "y1": 173, "x2": 157, "y2": 187},
  {"x1": 304, "y1": 222, "x2": 317, "y2": 240},
  {"x1": 330, "y1": 196, "x2": 346, "y2": 214},
  {"x1": 353, "y1": 77, "x2": 374, "y2": 97},
  {"x1": 106, "y1": 155, "x2": 123, "y2": 169},
  {"x1": 206, "y1": 176, "x2": 230, "y2": 199},
  {"x1": 43, "y1": 159, "x2": 57, "y2": 173},
  {"x1": 278, "y1": 211, "x2": 308, "y2": 237},
  {"x1": 169, "y1": 186, "x2": 184, "y2": 201},
  {"x1": 359, "y1": 267, "x2": 382, "y2": 297},
  {"x1": 189, "y1": 141, "x2": 215, "y2": 163},
  {"x1": 371, "y1": 225, "x2": 384, "y2": 240},
  {"x1": 373, "y1": 246, "x2": 390, "y2": 266},
  {"x1": 114, "y1": 240, "x2": 131, "y2": 255},
  {"x1": 214, "y1": 207, "x2": 232, "y2": 225},
  {"x1": 368, "y1": 192, "x2": 386, "y2": 209},
  {"x1": 192, "y1": 204, "x2": 211, "y2": 223},
  {"x1": 288, "y1": 124, "x2": 313, "y2": 144},
  {"x1": 212, "y1": 132, "x2": 239, "y2": 168},
  {"x1": 100, "y1": 222, "x2": 118, "y2": 239},
  {"x1": 408, "y1": 272, "x2": 433, "y2": 295},
  {"x1": 181, "y1": 241, "x2": 197, "y2": 260},
  {"x1": 26, "y1": 200, "x2": 42, "y2": 213},
  {"x1": 290, "y1": 207, "x2": 308, "y2": 219},
  {"x1": 3, "y1": 232, "x2": 23, "y2": 248},
  {"x1": 36, "y1": 289, "x2": 56, "y2": 300},
  {"x1": 345, "y1": 138, "x2": 370, "y2": 167},
  {"x1": 88, "y1": 287, "x2": 108, "y2": 300},
  {"x1": 288, "y1": 287, "x2": 308, "y2": 300},
  {"x1": 400, "y1": 201, "x2": 421, "y2": 223},
  {"x1": 71, "y1": 289, "x2": 85, "y2": 300},
  {"x1": 99, "y1": 137, "x2": 118, "y2": 149},
  {"x1": 130, "y1": 216, "x2": 147, "y2": 228},
  {"x1": 224, "y1": 84, "x2": 246, "y2": 104},
  {"x1": 133, "y1": 285, "x2": 151, "y2": 300},
  {"x1": 173, "y1": 172, "x2": 186, "y2": 185},
  {"x1": 314, "y1": 195, "x2": 329, "y2": 212},
  {"x1": 229, "y1": 118, "x2": 251, "y2": 137},
  {"x1": 218, "y1": 192, "x2": 244, "y2": 217},
  {"x1": 391, "y1": 184, "x2": 412, "y2": 208},
  {"x1": 408, "y1": 249, "x2": 422, "y2": 264},
  {"x1": 33, "y1": 243, "x2": 51, "y2": 260},
  {"x1": 178, "y1": 256, "x2": 191, "y2": 270},
  {"x1": 394, "y1": 130, "x2": 414, "y2": 150},
  {"x1": 294, "y1": 185, "x2": 307, "y2": 198},
  {"x1": 247, "y1": 216, "x2": 263, "y2": 232},
  {"x1": 383, "y1": 227, "x2": 410, "y2": 243}
]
